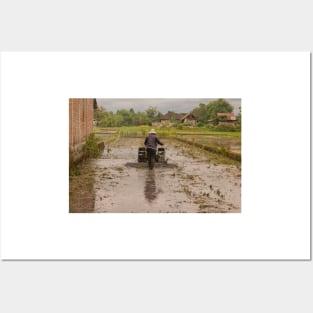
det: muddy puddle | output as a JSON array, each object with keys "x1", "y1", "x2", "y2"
[{"x1": 70, "y1": 137, "x2": 241, "y2": 213}]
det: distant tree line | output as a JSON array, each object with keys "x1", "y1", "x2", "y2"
[
  {"x1": 94, "y1": 99, "x2": 240, "y2": 128},
  {"x1": 94, "y1": 106, "x2": 161, "y2": 127}
]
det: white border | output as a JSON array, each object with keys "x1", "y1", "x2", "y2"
[{"x1": 0, "y1": 52, "x2": 310, "y2": 259}]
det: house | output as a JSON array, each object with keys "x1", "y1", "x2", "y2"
[
  {"x1": 180, "y1": 113, "x2": 197, "y2": 126},
  {"x1": 216, "y1": 112, "x2": 236, "y2": 126},
  {"x1": 69, "y1": 98, "x2": 97, "y2": 153},
  {"x1": 160, "y1": 111, "x2": 183, "y2": 124}
]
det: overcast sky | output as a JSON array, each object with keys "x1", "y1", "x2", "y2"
[{"x1": 96, "y1": 98, "x2": 241, "y2": 115}]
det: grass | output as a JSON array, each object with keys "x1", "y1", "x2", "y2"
[
  {"x1": 194, "y1": 199, "x2": 205, "y2": 205},
  {"x1": 182, "y1": 185, "x2": 192, "y2": 196},
  {"x1": 94, "y1": 126, "x2": 241, "y2": 164},
  {"x1": 174, "y1": 137, "x2": 241, "y2": 162},
  {"x1": 95, "y1": 132, "x2": 119, "y2": 143},
  {"x1": 69, "y1": 162, "x2": 96, "y2": 213},
  {"x1": 112, "y1": 126, "x2": 241, "y2": 138}
]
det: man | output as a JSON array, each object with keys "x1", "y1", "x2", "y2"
[{"x1": 144, "y1": 129, "x2": 164, "y2": 169}]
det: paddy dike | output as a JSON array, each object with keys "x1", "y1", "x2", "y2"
[{"x1": 70, "y1": 137, "x2": 241, "y2": 213}]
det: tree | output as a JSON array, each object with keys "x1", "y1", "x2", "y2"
[
  {"x1": 133, "y1": 111, "x2": 149, "y2": 125},
  {"x1": 145, "y1": 106, "x2": 160, "y2": 123},
  {"x1": 236, "y1": 106, "x2": 241, "y2": 128},
  {"x1": 93, "y1": 106, "x2": 107, "y2": 122},
  {"x1": 207, "y1": 99, "x2": 234, "y2": 120},
  {"x1": 191, "y1": 103, "x2": 209, "y2": 124},
  {"x1": 116, "y1": 109, "x2": 134, "y2": 126}
]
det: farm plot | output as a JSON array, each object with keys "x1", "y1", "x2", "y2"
[
  {"x1": 176, "y1": 133, "x2": 241, "y2": 155},
  {"x1": 69, "y1": 136, "x2": 241, "y2": 213}
]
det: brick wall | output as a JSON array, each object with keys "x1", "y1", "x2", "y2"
[{"x1": 69, "y1": 98, "x2": 94, "y2": 152}]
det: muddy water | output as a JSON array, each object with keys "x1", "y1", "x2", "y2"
[{"x1": 84, "y1": 137, "x2": 241, "y2": 213}]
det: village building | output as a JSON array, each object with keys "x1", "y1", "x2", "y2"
[
  {"x1": 180, "y1": 113, "x2": 197, "y2": 126},
  {"x1": 160, "y1": 111, "x2": 183, "y2": 124},
  {"x1": 160, "y1": 111, "x2": 198, "y2": 126},
  {"x1": 69, "y1": 98, "x2": 97, "y2": 153},
  {"x1": 216, "y1": 112, "x2": 237, "y2": 126}
]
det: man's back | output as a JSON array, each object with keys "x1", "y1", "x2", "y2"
[{"x1": 144, "y1": 133, "x2": 163, "y2": 149}]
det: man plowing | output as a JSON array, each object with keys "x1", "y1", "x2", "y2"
[{"x1": 144, "y1": 129, "x2": 164, "y2": 169}]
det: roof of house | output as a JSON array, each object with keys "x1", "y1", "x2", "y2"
[
  {"x1": 217, "y1": 112, "x2": 236, "y2": 120},
  {"x1": 180, "y1": 113, "x2": 197, "y2": 122},
  {"x1": 160, "y1": 111, "x2": 184, "y2": 120}
]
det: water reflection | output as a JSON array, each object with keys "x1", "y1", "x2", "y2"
[{"x1": 144, "y1": 170, "x2": 158, "y2": 202}]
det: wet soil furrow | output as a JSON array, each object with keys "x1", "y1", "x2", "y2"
[{"x1": 80, "y1": 137, "x2": 241, "y2": 213}]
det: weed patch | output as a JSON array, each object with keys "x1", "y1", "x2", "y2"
[{"x1": 83, "y1": 133, "x2": 101, "y2": 158}]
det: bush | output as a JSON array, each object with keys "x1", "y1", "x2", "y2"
[
  {"x1": 172, "y1": 123, "x2": 183, "y2": 129},
  {"x1": 205, "y1": 124, "x2": 215, "y2": 130},
  {"x1": 83, "y1": 133, "x2": 100, "y2": 158}
]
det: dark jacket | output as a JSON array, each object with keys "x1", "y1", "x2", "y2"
[{"x1": 144, "y1": 134, "x2": 163, "y2": 149}]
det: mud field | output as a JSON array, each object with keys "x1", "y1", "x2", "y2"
[{"x1": 70, "y1": 137, "x2": 241, "y2": 213}]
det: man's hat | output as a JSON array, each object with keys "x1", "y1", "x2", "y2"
[{"x1": 149, "y1": 129, "x2": 156, "y2": 134}]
